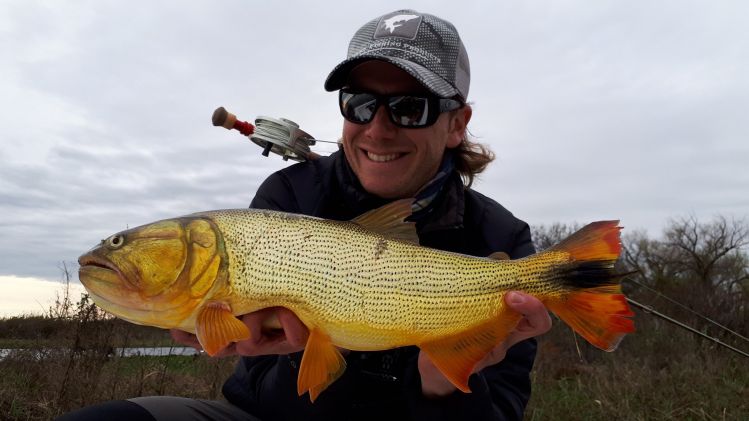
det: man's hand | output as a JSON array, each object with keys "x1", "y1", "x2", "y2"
[
  {"x1": 417, "y1": 291, "x2": 552, "y2": 397},
  {"x1": 170, "y1": 307, "x2": 309, "y2": 357}
]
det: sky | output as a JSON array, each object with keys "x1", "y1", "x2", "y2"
[{"x1": 1, "y1": 1, "x2": 747, "y2": 317}]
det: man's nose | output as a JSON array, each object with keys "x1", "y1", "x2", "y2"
[{"x1": 364, "y1": 104, "x2": 397, "y2": 139}]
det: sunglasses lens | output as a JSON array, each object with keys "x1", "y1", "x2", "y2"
[
  {"x1": 340, "y1": 91, "x2": 378, "y2": 124},
  {"x1": 340, "y1": 90, "x2": 442, "y2": 127},
  {"x1": 389, "y1": 96, "x2": 430, "y2": 127}
]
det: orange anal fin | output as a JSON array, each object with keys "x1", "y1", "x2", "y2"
[
  {"x1": 546, "y1": 287, "x2": 635, "y2": 352},
  {"x1": 297, "y1": 328, "x2": 346, "y2": 402},
  {"x1": 195, "y1": 302, "x2": 250, "y2": 356},
  {"x1": 419, "y1": 309, "x2": 523, "y2": 393}
]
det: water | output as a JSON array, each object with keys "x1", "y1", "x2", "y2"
[
  {"x1": 112, "y1": 347, "x2": 200, "y2": 357},
  {"x1": 0, "y1": 346, "x2": 200, "y2": 360}
]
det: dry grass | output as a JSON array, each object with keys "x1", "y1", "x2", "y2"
[
  {"x1": 526, "y1": 310, "x2": 749, "y2": 421},
  {"x1": 1, "y1": 349, "x2": 237, "y2": 420},
  {"x1": 0, "y1": 283, "x2": 237, "y2": 420}
]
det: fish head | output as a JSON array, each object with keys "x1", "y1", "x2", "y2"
[{"x1": 78, "y1": 217, "x2": 226, "y2": 329}]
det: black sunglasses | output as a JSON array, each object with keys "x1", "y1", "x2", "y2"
[{"x1": 339, "y1": 88, "x2": 463, "y2": 128}]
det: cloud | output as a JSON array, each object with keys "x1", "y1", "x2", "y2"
[{"x1": 0, "y1": 276, "x2": 86, "y2": 318}]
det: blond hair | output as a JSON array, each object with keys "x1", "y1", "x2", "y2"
[{"x1": 454, "y1": 135, "x2": 495, "y2": 187}]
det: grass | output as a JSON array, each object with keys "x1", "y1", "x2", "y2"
[
  {"x1": 0, "y1": 350, "x2": 237, "y2": 420},
  {"x1": 0, "y1": 288, "x2": 238, "y2": 419},
  {"x1": 525, "y1": 313, "x2": 749, "y2": 421}
]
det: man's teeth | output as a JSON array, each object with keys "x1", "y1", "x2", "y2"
[{"x1": 367, "y1": 152, "x2": 399, "y2": 162}]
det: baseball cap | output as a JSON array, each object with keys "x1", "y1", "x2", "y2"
[{"x1": 324, "y1": 10, "x2": 470, "y2": 101}]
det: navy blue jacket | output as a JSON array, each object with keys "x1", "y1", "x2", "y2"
[{"x1": 222, "y1": 151, "x2": 537, "y2": 421}]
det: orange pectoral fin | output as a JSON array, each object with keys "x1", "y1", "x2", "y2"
[
  {"x1": 195, "y1": 303, "x2": 250, "y2": 356},
  {"x1": 297, "y1": 328, "x2": 346, "y2": 402},
  {"x1": 419, "y1": 309, "x2": 523, "y2": 393}
]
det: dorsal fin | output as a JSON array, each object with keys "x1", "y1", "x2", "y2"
[{"x1": 351, "y1": 199, "x2": 419, "y2": 244}]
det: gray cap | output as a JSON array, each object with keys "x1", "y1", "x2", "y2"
[{"x1": 324, "y1": 10, "x2": 470, "y2": 100}]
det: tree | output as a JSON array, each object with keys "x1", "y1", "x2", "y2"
[
  {"x1": 622, "y1": 216, "x2": 749, "y2": 331},
  {"x1": 531, "y1": 222, "x2": 580, "y2": 252}
]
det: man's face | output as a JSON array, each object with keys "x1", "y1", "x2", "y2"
[{"x1": 341, "y1": 61, "x2": 470, "y2": 199}]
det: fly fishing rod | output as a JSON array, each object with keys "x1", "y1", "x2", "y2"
[
  {"x1": 626, "y1": 297, "x2": 749, "y2": 358},
  {"x1": 212, "y1": 107, "x2": 337, "y2": 161}
]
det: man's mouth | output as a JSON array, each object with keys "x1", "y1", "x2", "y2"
[{"x1": 366, "y1": 151, "x2": 402, "y2": 162}]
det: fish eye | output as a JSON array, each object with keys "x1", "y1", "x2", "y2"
[{"x1": 106, "y1": 234, "x2": 125, "y2": 249}]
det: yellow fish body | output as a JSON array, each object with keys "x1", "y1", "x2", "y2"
[{"x1": 78, "y1": 199, "x2": 634, "y2": 401}]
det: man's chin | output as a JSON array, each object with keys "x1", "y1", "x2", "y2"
[{"x1": 360, "y1": 178, "x2": 417, "y2": 200}]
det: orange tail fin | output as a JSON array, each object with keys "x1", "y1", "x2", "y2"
[{"x1": 544, "y1": 221, "x2": 635, "y2": 351}]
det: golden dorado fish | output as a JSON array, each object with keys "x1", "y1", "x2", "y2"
[{"x1": 78, "y1": 199, "x2": 634, "y2": 401}]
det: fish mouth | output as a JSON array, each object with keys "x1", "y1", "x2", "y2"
[
  {"x1": 77, "y1": 253, "x2": 152, "y2": 319},
  {"x1": 78, "y1": 254, "x2": 125, "y2": 288},
  {"x1": 79, "y1": 254, "x2": 116, "y2": 271}
]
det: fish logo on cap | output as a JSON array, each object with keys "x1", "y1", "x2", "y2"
[{"x1": 375, "y1": 13, "x2": 422, "y2": 39}]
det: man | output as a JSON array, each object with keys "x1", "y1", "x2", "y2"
[{"x1": 58, "y1": 9, "x2": 550, "y2": 421}]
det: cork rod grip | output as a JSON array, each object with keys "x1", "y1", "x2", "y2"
[{"x1": 212, "y1": 106, "x2": 254, "y2": 135}]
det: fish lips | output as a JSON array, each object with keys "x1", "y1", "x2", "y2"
[
  {"x1": 78, "y1": 253, "x2": 122, "y2": 285},
  {"x1": 77, "y1": 252, "x2": 141, "y2": 304}
]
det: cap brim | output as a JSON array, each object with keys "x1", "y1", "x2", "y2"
[{"x1": 324, "y1": 55, "x2": 459, "y2": 98}]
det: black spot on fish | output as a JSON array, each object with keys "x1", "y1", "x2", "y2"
[{"x1": 374, "y1": 238, "x2": 388, "y2": 260}]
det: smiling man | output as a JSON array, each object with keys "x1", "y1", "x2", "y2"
[
  {"x1": 337, "y1": 60, "x2": 466, "y2": 199},
  {"x1": 58, "y1": 9, "x2": 550, "y2": 421}
]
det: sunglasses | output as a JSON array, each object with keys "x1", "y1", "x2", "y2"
[{"x1": 339, "y1": 88, "x2": 463, "y2": 128}]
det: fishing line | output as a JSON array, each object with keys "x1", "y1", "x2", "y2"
[
  {"x1": 625, "y1": 278, "x2": 749, "y2": 344},
  {"x1": 626, "y1": 297, "x2": 749, "y2": 359}
]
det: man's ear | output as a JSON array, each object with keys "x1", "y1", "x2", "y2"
[{"x1": 446, "y1": 104, "x2": 472, "y2": 149}]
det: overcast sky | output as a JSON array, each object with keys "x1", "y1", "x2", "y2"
[{"x1": 1, "y1": 1, "x2": 747, "y2": 316}]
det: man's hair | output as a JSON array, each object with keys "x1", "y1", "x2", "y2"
[{"x1": 454, "y1": 134, "x2": 495, "y2": 187}]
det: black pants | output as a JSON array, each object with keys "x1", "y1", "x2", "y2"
[{"x1": 55, "y1": 396, "x2": 261, "y2": 421}]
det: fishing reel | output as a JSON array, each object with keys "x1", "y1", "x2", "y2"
[{"x1": 212, "y1": 107, "x2": 335, "y2": 162}]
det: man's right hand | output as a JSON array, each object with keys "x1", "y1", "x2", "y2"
[{"x1": 170, "y1": 307, "x2": 309, "y2": 357}]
